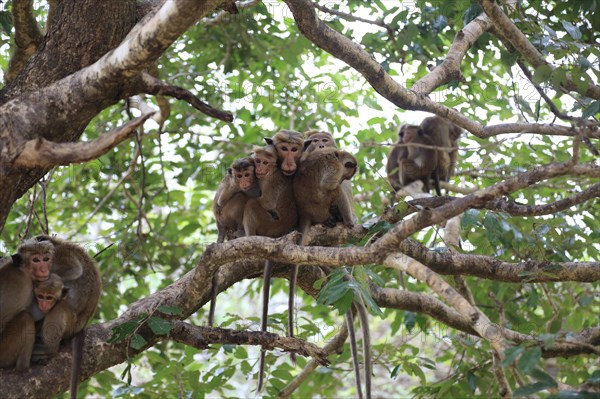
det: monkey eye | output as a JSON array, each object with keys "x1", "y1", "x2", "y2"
[
  {"x1": 43, "y1": 256, "x2": 51, "y2": 262},
  {"x1": 36, "y1": 294, "x2": 55, "y2": 301},
  {"x1": 32, "y1": 256, "x2": 41, "y2": 263},
  {"x1": 291, "y1": 147, "x2": 298, "y2": 152}
]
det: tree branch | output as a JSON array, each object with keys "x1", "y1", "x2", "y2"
[
  {"x1": 139, "y1": 73, "x2": 233, "y2": 122},
  {"x1": 409, "y1": 182, "x2": 600, "y2": 217},
  {"x1": 480, "y1": 0, "x2": 600, "y2": 99},
  {"x1": 11, "y1": 113, "x2": 155, "y2": 168},
  {"x1": 169, "y1": 322, "x2": 331, "y2": 364},
  {"x1": 283, "y1": 0, "x2": 579, "y2": 139},
  {"x1": 5, "y1": 0, "x2": 43, "y2": 83}
]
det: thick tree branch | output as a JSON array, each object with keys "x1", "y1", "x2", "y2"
[
  {"x1": 480, "y1": 0, "x2": 600, "y2": 100},
  {"x1": 409, "y1": 182, "x2": 600, "y2": 217},
  {"x1": 169, "y1": 322, "x2": 330, "y2": 364},
  {"x1": 283, "y1": 0, "x2": 579, "y2": 139},
  {"x1": 5, "y1": 0, "x2": 43, "y2": 83},
  {"x1": 384, "y1": 253, "x2": 507, "y2": 353},
  {"x1": 11, "y1": 113, "x2": 154, "y2": 168},
  {"x1": 373, "y1": 160, "x2": 575, "y2": 251},
  {"x1": 412, "y1": 13, "x2": 492, "y2": 94}
]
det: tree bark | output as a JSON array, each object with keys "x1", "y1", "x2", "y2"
[{"x1": 0, "y1": 0, "x2": 138, "y2": 230}]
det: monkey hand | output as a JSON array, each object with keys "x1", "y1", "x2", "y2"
[{"x1": 267, "y1": 209, "x2": 280, "y2": 220}]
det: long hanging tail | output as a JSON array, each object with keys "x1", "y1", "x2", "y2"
[
  {"x1": 70, "y1": 330, "x2": 85, "y2": 399},
  {"x1": 288, "y1": 264, "x2": 298, "y2": 364},
  {"x1": 208, "y1": 273, "x2": 218, "y2": 326},
  {"x1": 257, "y1": 260, "x2": 273, "y2": 392},
  {"x1": 345, "y1": 310, "x2": 363, "y2": 399},
  {"x1": 355, "y1": 299, "x2": 372, "y2": 399}
]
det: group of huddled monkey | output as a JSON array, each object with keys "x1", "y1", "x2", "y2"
[
  {"x1": 210, "y1": 128, "x2": 363, "y2": 393},
  {"x1": 0, "y1": 235, "x2": 101, "y2": 399},
  {"x1": 210, "y1": 116, "x2": 461, "y2": 397}
]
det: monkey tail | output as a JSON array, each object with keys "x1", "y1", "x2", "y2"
[
  {"x1": 208, "y1": 274, "x2": 218, "y2": 326},
  {"x1": 356, "y1": 299, "x2": 372, "y2": 399},
  {"x1": 257, "y1": 260, "x2": 274, "y2": 392},
  {"x1": 70, "y1": 330, "x2": 84, "y2": 399},
  {"x1": 345, "y1": 310, "x2": 364, "y2": 399},
  {"x1": 433, "y1": 168, "x2": 442, "y2": 196},
  {"x1": 288, "y1": 264, "x2": 298, "y2": 365}
]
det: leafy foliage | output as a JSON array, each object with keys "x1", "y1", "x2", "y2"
[{"x1": 0, "y1": 1, "x2": 598, "y2": 398}]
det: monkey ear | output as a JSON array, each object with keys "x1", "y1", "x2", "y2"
[
  {"x1": 303, "y1": 140, "x2": 312, "y2": 151},
  {"x1": 10, "y1": 253, "x2": 23, "y2": 268},
  {"x1": 264, "y1": 137, "x2": 274, "y2": 145},
  {"x1": 227, "y1": 168, "x2": 232, "y2": 175}
]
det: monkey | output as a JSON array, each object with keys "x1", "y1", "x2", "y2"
[
  {"x1": 213, "y1": 157, "x2": 262, "y2": 244},
  {"x1": 387, "y1": 124, "x2": 441, "y2": 195},
  {"x1": 244, "y1": 145, "x2": 299, "y2": 393},
  {"x1": 209, "y1": 156, "x2": 265, "y2": 326},
  {"x1": 291, "y1": 148, "x2": 371, "y2": 398},
  {"x1": 264, "y1": 129, "x2": 304, "y2": 176},
  {"x1": 420, "y1": 115, "x2": 462, "y2": 182},
  {"x1": 301, "y1": 129, "x2": 336, "y2": 159},
  {"x1": 0, "y1": 274, "x2": 64, "y2": 370},
  {"x1": 0, "y1": 237, "x2": 54, "y2": 335},
  {"x1": 31, "y1": 235, "x2": 101, "y2": 399},
  {"x1": 243, "y1": 146, "x2": 298, "y2": 237},
  {"x1": 301, "y1": 129, "x2": 357, "y2": 225}
]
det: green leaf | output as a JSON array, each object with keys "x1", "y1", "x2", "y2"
[
  {"x1": 532, "y1": 65, "x2": 553, "y2": 85},
  {"x1": 0, "y1": 11, "x2": 12, "y2": 34},
  {"x1": 561, "y1": 20, "x2": 582, "y2": 40},
  {"x1": 130, "y1": 333, "x2": 147, "y2": 350},
  {"x1": 514, "y1": 381, "x2": 557, "y2": 397},
  {"x1": 502, "y1": 346, "x2": 524, "y2": 366},
  {"x1": 109, "y1": 320, "x2": 141, "y2": 343},
  {"x1": 158, "y1": 305, "x2": 183, "y2": 315},
  {"x1": 517, "y1": 346, "x2": 542, "y2": 373},
  {"x1": 148, "y1": 317, "x2": 173, "y2": 335},
  {"x1": 582, "y1": 101, "x2": 600, "y2": 118}
]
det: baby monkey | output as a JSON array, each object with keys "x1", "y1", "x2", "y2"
[
  {"x1": 213, "y1": 157, "x2": 261, "y2": 243},
  {"x1": 0, "y1": 274, "x2": 64, "y2": 370}
]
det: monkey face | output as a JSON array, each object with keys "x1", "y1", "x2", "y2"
[
  {"x1": 401, "y1": 126, "x2": 421, "y2": 143},
  {"x1": 234, "y1": 166, "x2": 256, "y2": 192},
  {"x1": 304, "y1": 133, "x2": 334, "y2": 153},
  {"x1": 254, "y1": 156, "x2": 275, "y2": 178},
  {"x1": 275, "y1": 143, "x2": 302, "y2": 176},
  {"x1": 35, "y1": 291, "x2": 59, "y2": 313},
  {"x1": 30, "y1": 253, "x2": 52, "y2": 281}
]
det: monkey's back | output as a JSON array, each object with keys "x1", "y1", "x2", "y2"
[
  {"x1": 0, "y1": 265, "x2": 33, "y2": 333},
  {"x1": 293, "y1": 149, "x2": 343, "y2": 224},
  {"x1": 44, "y1": 238, "x2": 102, "y2": 333}
]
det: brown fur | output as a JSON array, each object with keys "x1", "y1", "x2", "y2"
[
  {"x1": 387, "y1": 124, "x2": 439, "y2": 194},
  {"x1": 301, "y1": 130, "x2": 357, "y2": 225},
  {"x1": 243, "y1": 148, "x2": 298, "y2": 237},
  {"x1": 0, "y1": 238, "x2": 54, "y2": 335},
  {"x1": 264, "y1": 130, "x2": 304, "y2": 176},
  {"x1": 294, "y1": 148, "x2": 357, "y2": 230},
  {"x1": 0, "y1": 273, "x2": 63, "y2": 370},
  {"x1": 213, "y1": 157, "x2": 261, "y2": 243},
  {"x1": 420, "y1": 116, "x2": 461, "y2": 181},
  {"x1": 32, "y1": 235, "x2": 101, "y2": 354}
]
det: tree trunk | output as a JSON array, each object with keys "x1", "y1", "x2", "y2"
[{"x1": 0, "y1": 0, "x2": 138, "y2": 230}]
